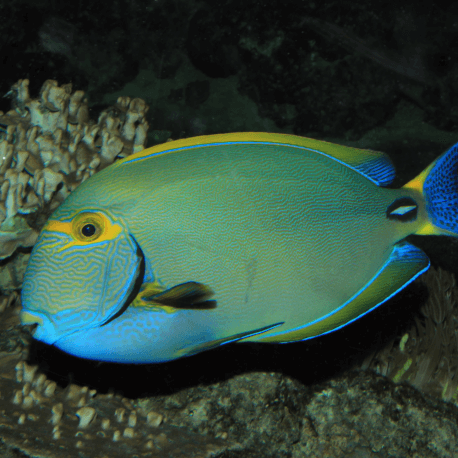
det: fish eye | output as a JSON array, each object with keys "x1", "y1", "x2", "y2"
[
  {"x1": 81, "y1": 223, "x2": 96, "y2": 237},
  {"x1": 72, "y1": 212, "x2": 105, "y2": 242}
]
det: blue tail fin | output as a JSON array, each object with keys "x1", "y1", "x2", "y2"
[{"x1": 404, "y1": 142, "x2": 458, "y2": 236}]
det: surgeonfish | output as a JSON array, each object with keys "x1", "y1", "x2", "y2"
[{"x1": 20, "y1": 132, "x2": 458, "y2": 363}]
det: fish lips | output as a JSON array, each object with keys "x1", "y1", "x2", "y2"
[{"x1": 20, "y1": 310, "x2": 61, "y2": 345}]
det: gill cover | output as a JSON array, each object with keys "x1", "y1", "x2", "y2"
[{"x1": 21, "y1": 210, "x2": 143, "y2": 344}]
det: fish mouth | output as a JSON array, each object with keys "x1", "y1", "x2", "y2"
[{"x1": 20, "y1": 310, "x2": 61, "y2": 345}]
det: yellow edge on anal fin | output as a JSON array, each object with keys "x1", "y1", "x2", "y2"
[{"x1": 245, "y1": 242, "x2": 429, "y2": 343}]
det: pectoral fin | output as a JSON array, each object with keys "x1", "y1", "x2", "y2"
[{"x1": 133, "y1": 281, "x2": 216, "y2": 310}]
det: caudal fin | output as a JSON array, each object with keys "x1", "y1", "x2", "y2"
[{"x1": 403, "y1": 142, "x2": 458, "y2": 236}]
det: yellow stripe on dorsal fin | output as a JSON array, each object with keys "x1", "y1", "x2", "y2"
[
  {"x1": 245, "y1": 241, "x2": 429, "y2": 343},
  {"x1": 120, "y1": 132, "x2": 396, "y2": 186}
]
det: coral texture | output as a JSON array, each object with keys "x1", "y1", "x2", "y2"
[{"x1": 0, "y1": 79, "x2": 148, "y2": 260}]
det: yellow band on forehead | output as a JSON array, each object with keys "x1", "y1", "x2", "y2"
[{"x1": 46, "y1": 219, "x2": 73, "y2": 235}]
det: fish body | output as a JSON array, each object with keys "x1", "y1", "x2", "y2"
[{"x1": 20, "y1": 133, "x2": 458, "y2": 363}]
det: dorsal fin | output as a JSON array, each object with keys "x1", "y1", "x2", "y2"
[{"x1": 121, "y1": 132, "x2": 396, "y2": 186}]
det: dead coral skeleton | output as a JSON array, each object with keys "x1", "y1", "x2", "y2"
[
  {"x1": 0, "y1": 79, "x2": 149, "y2": 261},
  {"x1": 366, "y1": 267, "x2": 458, "y2": 403}
]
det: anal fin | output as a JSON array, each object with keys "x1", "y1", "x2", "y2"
[
  {"x1": 247, "y1": 241, "x2": 430, "y2": 343},
  {"x1": 177, "y1": 322, "x2": 284, "y2": 358}
]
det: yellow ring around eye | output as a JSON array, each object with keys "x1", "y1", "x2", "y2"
[
  {"x1": 72, "y1": 212, "x2": 105, "y2": 242},
  {"x1": 46, "y1": 211, "x2": 123, "y2": 250}
]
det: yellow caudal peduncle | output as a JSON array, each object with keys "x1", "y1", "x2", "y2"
[
  {"x1": 402, "y1": 158, "x2": 454, "y2": 236},
  {"x1": 402, "y1": 161, "x2": 435, "y2": 195}
]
